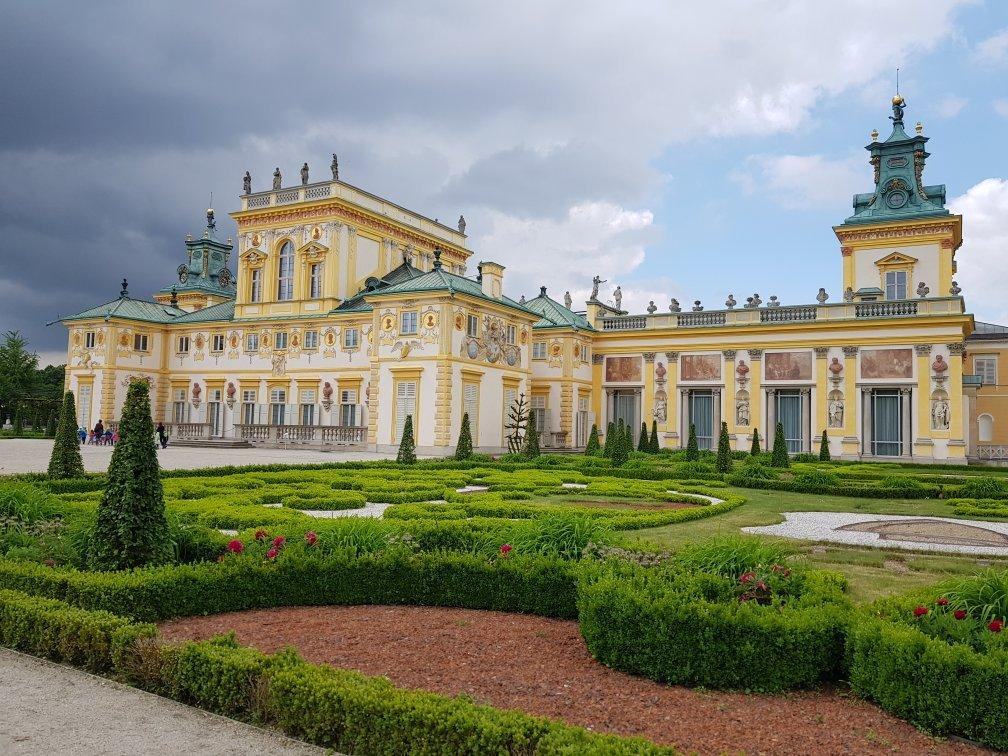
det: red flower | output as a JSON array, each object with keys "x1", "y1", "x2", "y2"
[
  {"x1": 954, "y1": 610, "x2": 967, "y2": 620},
  {"x1": 913, "y1": 605, "x2": 929, "y2": 618},
  {"x1": 989, "y1": 619, "x2": 1004, "y2": 633},
  {"x1": 254, "y1": 529, "x2": 267, "y2": 541},
  {"x1": 499, "y1": 543, "x2": 512, "y2": 556},
  {"x1": 740, "y1": 571, "x2": 756, "y2": 585},
  {"x1": 271, "y1": 536, "x2": 286, "y2": 549},
  {"x1": 755, "y1": 581, "x2": 769, "y2": 592},
  {"x1": 936, "y1": 597, "x2": 949, "y2": 607},
  {"x1": 226, "y1": 539, "x2": 244, "y2": 554},
  {"x1": 266, "y1": 547, "x2": 279, "y2": 560},
  {"x1": 305, "y1": 531, "x2": 318, "y2": 547}
]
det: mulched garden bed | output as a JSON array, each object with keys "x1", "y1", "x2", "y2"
[{"x1": 159, "y1": 605, "x2": 987, "y2": 755}]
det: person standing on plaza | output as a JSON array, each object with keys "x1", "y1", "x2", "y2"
[{"x1": 156, "y1": 422, "x2": 168, "y2": 449}]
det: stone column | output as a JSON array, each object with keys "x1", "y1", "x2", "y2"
[
  {"x1": 712, "y1": 387, "x2": 721, "y2": 447},
  {"x1": 765, "y1": 387, "x2": 776, "y2": 443},
  {"x1": 665, "y1": 352, "x2": 679, "y2": 445},
  {"x1": 900, "y1": 388, "x2": 913, "y2": 457},
  {"x1": 591, "y1": 354, "x2": 604, "y2": 434},
  {"x1": 842, "y1": 346, "x2": 859, "y2": 458},
  {"x1": 801, "y1": 388, "x2": 812, "y2": 453},
  {"x1": 913, "y1": 344, "x2": 933, "y2": 458},
  {"x1": 748, "y1": 349, "x2": 763, "y2": 446},
  {"x1": 643, "y1": 353, "x2": 656, "y2": 433},
  {"x1": 680, "y1": 387, "x2": 689, "y2": 444},
  {"x1": 723, "y1": 350, "x2": 736, "y2": 447},
  {"x1": 862, "y1": 388, "x2": 873, "y2": 456},
  {"x1": 947, "y1": 342, "x2": 967, "y2": 460}
]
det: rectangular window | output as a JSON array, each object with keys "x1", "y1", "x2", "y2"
[
  {"x1": 395, "y1": 380, "x2": 417, "y2": 443},
  {"x1": 310, "y1": 263, "x2": 324, "y2": 299},
  {"x1": 211, "y1": 334, "x2": 225, "y2": 353},
  {"x1": 177, "y1": 335, "x2": 190, "y2": 354},
  {"x1": 250, "y1": 268, "x2": 262, "y2": 303},
  {"x1": 531, "y1": 395, "x2": 547, "y2": 442},
  {"x1": 269, "y1": 388, "x2": 287, "y2": 425},
  {"x1": 241, "y1": 389, "x2": 257, "y2": 425},
  {"x1": 467, "y1": 314, "x2": 479, "y2": 338},
  {"x1": 340, "y1": 389, "x2": 358, "y2": 427},
  {"x1": 885, "y1": 270, "x2": 908, "y2": 300},
  {"x1": 872, "y1": 389, "x2": 903, "y2": 456},
  {"x1": 172, "y1": 387, "x2": 188, "y2": 424},
  {"x1": 84, "y1": 331, "x2": 96, "y2": 349},
  {"x1": 344, "y1": 328, "x2": 359, "y2": 349},
  {"x1": 505, "y1": 324, "x2": 516, "y2": 345},
  {"x1": 299, "y1": 389, "x2": 316, "y2": 426},
  {"x1": 775, "y1": 390, "x2": 803, "y2": 454},
  {"x1": 401, "y1": 311, "x2": 418, "y2": 335},
  {"x1": 503, "y1": 387, "x2": 517, "y2": 445},
  {"x1": 277, "y1": 244, "x2": 294, "y2": 301},
  {"x1": 687, "y1": 391, "x2": 713, "y2": 450},
  {"x1": 246, "y1": 332, "x2": 259, "y2": 352},
  {"x1": 463, "y1": 382, "x2": 479, "y2": 445},
  {"x1": 274, "y1": 331, "x2": 288, "y2": 350},
  {"x1": 133, "y1": 333, "x2": 148, "y2": 352},
  {"x1": 581, "y1": 344, "x2": 590, "y2": 363},
  {"x1": 532, "y1": 342, "x2": 547, "y2": 360},
  {"x1": 975, "y1": 356, "x2": 998, "y2": 386},
  {"x1": 304, "y1": 330, "x2": 318, "y2": 350}
]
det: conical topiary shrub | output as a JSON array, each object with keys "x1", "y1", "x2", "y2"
[
  {"x1": 454, "y1": 412, "x2": 474, "y2": 461},
  {"x1": 47, "y1": 391, "x2": 85, "y2": 479},
  {"x1": 522, "y1": 411, "x2": 540, "y2": 458},
  {"x1": 638, "y1": 422, "x2": 649, "y2": 452},
  {"x1": 715, "y1": 421, "x2": 732, "y2": 473},
  {"x1": 684, "y1": 423, "x2": 699, "y2": 461},
  {"x1": 771, "y1": 422, "x2": 790, "y2": 468},
  {"x1": 397, "y1": 415, "x2": 417, "y2": 464},
  {"x1": 585, "y1": 423, "x2": 600, "y2": 456},
  {"x1": 611, "y1": 420, "x2": 629, "y2": 466},
  {"x1": 602, "y1": 421, "x2": 614, "y2": 457},
  {"x1": 649, "y1": 420, "x2": 660, "y2": 453},
  {"x1": 624, "y1": 421, "x2": 634, "y2": 452},
  {"x1": 90, "y1": 381, "x2": 171, "y2": 570},
  {"x1": 819, "y1": 430, "x2": 831, "y2": 462},
  {"x1": 750, "y1": 428, "x2": 761, "y2": 456}
]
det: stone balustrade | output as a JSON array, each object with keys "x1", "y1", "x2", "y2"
[{"x1": 234, "y1": 424, "x2": 366, "y2": 445}]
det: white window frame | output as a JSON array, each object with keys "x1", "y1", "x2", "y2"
[
  {"x1": 269, "y1": 388, "x2": 287, "y2": 425},
  {"x1": 975, "y1": 355, "x2": 998, "y2": 386},
  {"x1": 133, "y1": 333, "x2": 148, "y2": 352},
  {"x1": 245, "y1": 332, "x2": 259, "y2": 352},
  {"x1": 401, "y1": 311, "x2": 418, "y2": 335},
  {"x1": 532, "y1": 342, "x2": 547, "y2": 360},
  {"x1": 84, "y1": 331, "x2": 96, "y2": 349},
  {"x1": 395, "y1": 380, "x2": 417, "y2": 442},
  {"x1": 885, "y1": 270, "x2": 908, "y2": 300},
  {"x1": 277, "y1": 241, "x2": 294, "y2": 301},
  {"x1": 241, "y1": 389, "x2": 257, "y2": 425},
  {"x1": 304, "y1": 330, "x2": 318, "y2": 350},
  {"x1": 250, "y1": 267, "x2": 262, "y2": 303},
  {"x1": 467, "y1": 314, "x2": 479, "y2": 338},
  {"x1": 309, "y1": 262, "x2": 324, "y2": 299},
  {"x1": 211, "y1": 334, "x2": 225, "y2": 353},
  {"x1": 344, "y1": 328, "x2": 359, "y2": 349},
  {"x1": 340, "y1": 389, "x2": 358, "y2": 427},
  {"x1": 177, "y1": 335, "x2": 190, "y2": 354},
  {"x1": 505, "y1": 324, "x2": 516, "y2": 345},
  {"x1": 274, "y1": 331, "x2": 288, "y2": 350}
]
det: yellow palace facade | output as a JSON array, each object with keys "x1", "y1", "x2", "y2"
[{"x1": 60, "y1": 98, "x2": 994, "y2": 462}]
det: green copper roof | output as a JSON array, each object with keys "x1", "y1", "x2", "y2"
[
  {"x1": 523, "y1": 287, "x2": 593, "y2": 330},
  {"x1": 158, "y1": 209, "x2": 237, "y2": 298},
  {"x1": 841, "y1": 97, "x2": 949, "y2": 227},
  {"x1": 59, "y1": 295, "x2": 186, "y2": 324},
  {"x1": 172, "y1": 300, "x2": 236, "y2": 324}
]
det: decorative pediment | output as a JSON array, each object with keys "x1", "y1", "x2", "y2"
[
  {"x1": 297, "y1": 240, "x2": 330, "y2": 261},
  {"x1": 874, "y1": 251, "x2": 918, "y2": 269},
  {"x1": 240, "y1": 248, "x2": 267, "y2": 267}
]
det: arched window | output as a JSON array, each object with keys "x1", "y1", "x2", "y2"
[
  {"x1": 277, "y1": 241, "x2": 294, "y2": 301},
  {"x1": 979, "y1": 413, "x2": 994, "y2": 443}
]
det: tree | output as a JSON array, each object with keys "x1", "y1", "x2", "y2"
[
  {"x1": 624, "y1": 421, "x2": 634, "y2": 452},
  {"x1": 649, "y1": 420, "x2": 660, "y2": 453},
  {"x1": 750, "y1": 428, "x2": 761, "y2": 456},
  {"x1": 602, "y1": 421, "x2": 615, "y2": 457},
  {"x1": 47, "y1": 391, "x2": 85, "y2": 479},
  {"x1": 90, "y1": 381, "x2": 171, "y2": 570},
  {"x1": 610, "y1": 419, "x2": 629, "y2": 466},
  {"x1": 45, "y1": 409, "x2": 57, "y2": 437},
  {"x1": 819, "y1": 430, "x2": 831, "y2": 462},
  {"x1": 454, "y1": 412, "x2": 473, "y2": 461},
  {"x1": 637, "y1": 422, "x2": 649, "y2": 452},
  {"x1": 684, "y1": 423, "x2": 699, "y2": 461},
  {"x1": 715, "y1": 421, "x2": 733, "y2": 473},
  {"x1": 0, "y1": 331, "x2": 38, "y2": 426},
  {"x1": 504, "y1": 394, "x2": 528, "y2": 454},
  {"x1": 771, "y1": 422, "x2": 790, "y2": 468},
  {"x1": 522, "y1": 410, "x2": 540, "y2": 458},
  {"x1": 11, "y1": 404, "x2": 23, "y2": 435},
  {"x1": 584, "y1": 424, "x2": 601, "y2": 456},
  {"x1": 397, "y1": 415, "x2": 417, "y2": 464}
]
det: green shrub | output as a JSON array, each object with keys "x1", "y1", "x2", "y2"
[
  {"x1": 648, "y1": 420, "x2": 660, "y2": 453},
  {"x1": 397, "y1": 415, "x2": 417, "y2": 464},
  {"x1": 750, "y1": 428, "x2": 761, "y2": 455},
  {"x1": 770, "y1": 423, "x2": 790, "y2": 468},
  {"x1": 610, "y1": 421, "x2": 629, "y2": 467},
  {"x1": 715, "y1": 422, "x2": 732, "y2": 473},
  {"x1": 957, "y1": 476, "x2": 1008, "y2": 499},
  {"x1": 523, "y1": 412, "x2": 541, "y2": 459},
  {"x1": 511, "y1": 512, "x2": 611, "y2": 559},
  {"x1": 584, "y1": 424, "x2": 600, "y2": 456},
  {"x1": 602, "y1": 421, "x2": 614, "y2": 458},
  {"x1": 455, "y1": 413, "x2": 474, "y2": 461},
  {"x1": 672, "y1": 535, "x2": 793, "y2": 578},
  {"x1": 684, "y1": 424, "x2": 699, "y2": 461},
  {"x1": 637, "y1": 422, "x2": 648, "y2": 452},
  {"x1": 819, "y1": 430, "x2": 831, "y2": 461},
  {"x1": 48, "y1": 391, "x2": 85, "y2": 480}
]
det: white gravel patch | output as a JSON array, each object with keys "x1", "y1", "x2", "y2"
[
  {"x1": 302, "y1": 502, "x2": 392, "y2": 519},
  {"x1": 667, "y1": 490, "x2": 725, "y2": 505},
  {"x1": 455, "y1": 485, "x2": 489, "y2": 493},
  {"x1": 561, "y1": 482, "x2": 588, "y2": 490},
  {"x1": 743, "y1": 511, "x2": 1008, "y2": 557}
]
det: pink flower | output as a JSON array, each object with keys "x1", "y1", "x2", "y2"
[
  {"x1": 989, "y1": 619, "x2": 1004, "y2": 633},
  {"x1": 266, "y1": 547, "x2": 279, "y2": 560},
  {"x1": 740, "y1": 572, "x2": 756, "y2": 585},
  {"x1": 226, "y1": 539, "x2": 244, "y2": 554},
  {"x1": 936, "y1": 597, "x2": 949, "y2": 607},
  {"x1": 499, "y1": 543, "x2": 512, "y2": 556},
  {"x1": 755, "y1": 581, "x2": 768, "y2": 592},
  {"x1": 254, "y1": 529, "x2": 267, "y2": 541},
  {"x1": 913, "y1": 605, "x2": 929, "y2": 618},
  {"x1": 954, "y1": 610, "x2": 967, "y2": 620},
  {"x1": 271, "y1": 536, "x2": 286, "y2": 549},
  {"x1": 305, "y1": 531, "x2": 318, "y2": 547}
]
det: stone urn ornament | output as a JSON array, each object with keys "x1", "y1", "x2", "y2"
[
  {"x1": 816, "y1": 287, "x2": 828, "y2": 304},
  {"x1": 725, "y1": 294, "x2": 737, "y2": 309}
]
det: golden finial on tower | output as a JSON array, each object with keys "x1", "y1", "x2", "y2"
[
  {"x1": 870, "y1": 128, "x2": 879, "y2": 142},
  {"x1": 915, "y1": 121, "x2": 923, "y2": 135},
  {"x1": 891, "y1": 94, "x2": 905, "y2": 106}
]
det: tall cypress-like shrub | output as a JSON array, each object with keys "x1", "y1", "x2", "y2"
[
  {"x1": 771, "y1": 422, "x2": 790, "y2": 468},
  {"x1": 585, "y1": 424, "x2": 601, "y2": 456},
  {"x1": 522, "y1": 411, "x2": 540, "y2": 458},
  {"x1": 624, "y1": 421, "x2": 634, "y2": 452},
  {"x1": 454, "y1": 412, "x2": 474, "y2": 461},
  {"x1": 684, "y1": 424, "x2": 699, "y2": 461},
  {"x1": 715, "y1": 421, "x2": 732, "y2": 473},
  {"x1": 47, "y1": 391, "x2": 85, "y2": 479},
  {"x1": 637, "y1": 422, "x2": 649, "y2": 452},
  {"x1": 819, "y1": 430, "x2": 831, "y2": 462},
  {"x1": 602, "y1": 421, "x2": 614, "y2": 457},
  {"x1": 750, "y1": 428, "x2": 761, "y2": 456},
  {"x1": 649, "y1": 420, "x2": 660, "y2": 453},
  {"x1": 90, "y1": 381, "x2": 170, "y2": 570},
  {"x1": 397, "y1": 415, "x2": 417, "y2": 464},
  {"x1": 611, "y1": 420, "x2": 629, "y2": 466}
]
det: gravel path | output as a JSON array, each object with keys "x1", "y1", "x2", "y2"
[
  {"x1": 0, "y1": 648, "x2": 324, "y2": 756},
  {"x1": 744, "y1": 511, "x2": 1008, "y2": 556},
  {"x1": 159, "y1": 604, "x2": 986, "y2": 755}
]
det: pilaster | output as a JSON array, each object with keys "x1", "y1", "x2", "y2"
[
  {"x1": 591, "y1": 354, "x2": 604, "y2": 433},
  {"x1": 814, "y1": 347, "x2": 829, "y2": 437},
  {"x1": 842, "y1": 346, "x2": 859, "y2": 457},
  {"x1": 665, "y1": 352, "x2": 679, "y2": 446},
  {"x1": 642, "y1": 352, "x2": 656, "y2": 431},
  {"x1": 947, "y1": 342, "x2": 967, "y2": 459},
  {"x1": 913, "y1": 344, "x2": 934, "y2": 457},
  {"x1": 722, "y1": 350, "x2": 736, "y2": 446},
  {"x1": 747, "y1": 349, "x2": 762, "y2": 444}
]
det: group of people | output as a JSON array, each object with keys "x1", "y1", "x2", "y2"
[{"x1": 77, "y1": 420, "x2": 117, "y2": 446}]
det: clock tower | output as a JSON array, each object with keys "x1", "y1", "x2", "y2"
[{"x1": 154, "y1": 208, "x2": 236, "y2": 312}]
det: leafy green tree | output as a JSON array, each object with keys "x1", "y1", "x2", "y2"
[
  {"x1": 584, "y1": 424, "x2": 600, "y2": 456},
  {"x1": 454, "y1": 412, "x2": 474, "y2": 461},
  {"x1": 771, "y1": 422, "x2": 790, "y2": 468},
  {"x1": 0, "y1": 331, "x2": 38, "y2": 426},
  {"x1": 11, "y1": 404, "x2": 23, "y2": 435},
  {"x1": 649, "y1": 420, "x2": 660, "y2": 453},
  {"x1": 90, "y1": 381, "x2": 171, "y2": 570},
  {"x1": 48, "y1": 391, "x2": 85, "y2": 479},
  {"x1": 684, "y1": 424, "x2": 699, "y2": 461},
  {"x1": 637, "y1": 422, "x2": 649, "y2": 452},
  {"x1": 45, "y1": 409, "x2": 57, "y2": 437},
  {"x1": 397, "y1": 415, "x2": 417, "y2": 464},
  {"x1": 819, "y1": 430, "x2": 831, "y2": 462},
  {"x1": 715, "y1": 421, "x2": 733, "y2": 473},
  {"x1": 602, "y1": 421, "x2": 614, "y2": 457},
  {"x1": 750, "y1": 428, "x2": 761, "y2": 456},
  {"x1": 522, "y1": 410, "x2": 541, "y2": 458}
]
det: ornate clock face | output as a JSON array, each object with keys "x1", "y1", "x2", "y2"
[
  {"x1": 177, "y1": 264, "x2": 189, "y2": 283},
  {"x1": 218, "y1": 268, "x2": 232, "y2": 288},
  {"x1": 886, "y1": 190, "x2": 908, "y2": 209}
]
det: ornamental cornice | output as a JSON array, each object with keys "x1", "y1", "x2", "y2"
[
  {"x1": 723, "y1": 349, "x2": 736, "y2": 359},
  {"x1": 834, "y1": 222, "x2": 956, "y2": 244}
]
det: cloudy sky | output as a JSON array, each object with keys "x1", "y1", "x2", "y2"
[{"x1": 2, "y1": 1, "x2": 1007, "y2": 366}]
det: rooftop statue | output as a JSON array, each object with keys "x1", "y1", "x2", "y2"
[
  {"x1": 613, "y1": 286, "x2": 622, "y2": 311},
  {"x1": 458, "y1": 215, "x2": 466, "y2": 234},
  {"x1": 590, "y1": 275, "x2": 606, "y2": 301},
  {"x1": 301, "y1": 162, "x2": 309, "y2": 186},
  {"x1": 564, "y1": 291, "x2": 572, "y2": 309},
  {"x1": 331, "y1": 153, "x2": 339, "y2": 180},
  {"x1": 273, "y1": 168, "x2": 282, "y2": 190},
  {"x1": 242, "y1": 171, "x2": 251, "y2": 195}
]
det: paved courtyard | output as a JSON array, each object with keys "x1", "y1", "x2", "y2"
[
  {"x1": 0, "y1": 439, "x2": 395, "y2": 475},
  {"x1": 0, "y1": 649, "x2": 324, "y2": 755}
]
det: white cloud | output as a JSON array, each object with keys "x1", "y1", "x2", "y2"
[
  {"x1": 730, "y1": 154, "x2": 865, "y2": 210},
  {"x1": 950, "y1": 178, "x2": 1008, "y2": 324},
  {"x1": 994, "y1": 99, "x2": 1008, "y2": 119},
  {"x1": 936, "y1": 95, "x2": 968, "y2": 118},
  {"x1": 975, "y1": 28, "x2": 1008, "y2": 65}
]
